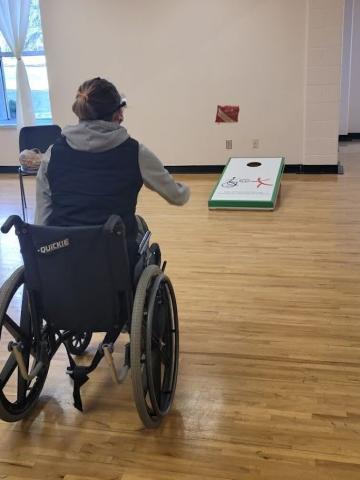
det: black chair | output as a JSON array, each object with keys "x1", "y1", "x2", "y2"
[
  {"x1": 18, "y1": 125, "x2": 62, "y2": 221},
  {"x1": 0, "y1": 215, "x2": 179, "y2": 427}
]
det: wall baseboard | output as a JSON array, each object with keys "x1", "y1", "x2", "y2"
[
  {"x1": 298, "y1": 164, "x2": 343, "y2": 174},
  {"x1": 339, "y1": 133, "x2": 360, "y2": 141},
  {"x1": 166, "y1": 164, "x2": 343, "y2": 174},
  {"x1": 0, "y1": 163, "x2": 344, "y2": 175},
  {"x1": 0, "y1": 166, "x2": 18, "y2": 173}
]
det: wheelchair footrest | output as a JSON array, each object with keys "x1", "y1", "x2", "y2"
[
  {"x1": 64, "y1": 330, "x2": 122, "y2": 412},
  {"x1": 102, "y1": 342, "x2": 130, "y2": 384}
]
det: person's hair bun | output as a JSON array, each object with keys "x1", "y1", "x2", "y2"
[{"x1": 72, "y1": 78, "x2": 121, "y2": 121}]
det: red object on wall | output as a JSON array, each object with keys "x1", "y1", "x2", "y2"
[{"x1": 216, "y1": 105, "x2": 239, "y2": 123}]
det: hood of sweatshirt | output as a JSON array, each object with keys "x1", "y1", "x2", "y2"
[{"x1": 61, "y1": 120, "x2": 129, "y2": 153}]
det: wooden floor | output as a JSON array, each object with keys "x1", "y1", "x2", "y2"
[{"x1": 1, "y1": 152, "x2": 360, "y2": 479}]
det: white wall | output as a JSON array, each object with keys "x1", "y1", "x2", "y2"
[
  {"x1": 340, "y1": 0, "x2": 360, "y2": 134},
  {"x1": 340, "y1": 0, "x2": 353, "y2": 135},
  {"x1": 0, "y1": 0, "x2": 344, "y2": 166},
  {"x1": 348, "y1": 0, "x2": 360, "y2": 131},
  {"x1": 40, "y1": 0, "x2": 307, "y2": 166}
]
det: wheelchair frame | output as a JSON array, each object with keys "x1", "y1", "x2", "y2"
[{"x1": 0, "y1": 215, "x2": 179, "y2": 428}]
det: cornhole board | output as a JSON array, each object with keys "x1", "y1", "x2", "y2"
[{"x1": 208, "y1": 157, "x2": 285, "y2": 210}]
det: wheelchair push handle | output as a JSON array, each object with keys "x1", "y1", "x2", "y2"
[{"x1": 1, "y1": 215, "x2": 24, "y2": 234}]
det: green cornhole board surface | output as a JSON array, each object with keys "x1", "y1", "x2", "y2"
[{"x1": 208, "y1": 157, "x2": 285, "y2": 210}]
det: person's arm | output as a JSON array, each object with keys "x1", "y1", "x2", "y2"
[
  {"x1": 34, "y1": 146, "x2": 53, "y2": 225},
  {"x1": 138, "y1": 144, "x2": 190, "y2": 205}
]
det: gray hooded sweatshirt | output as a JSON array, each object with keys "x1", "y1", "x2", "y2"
[{"x1": 35, "y1": 120, "x2": 190, "y2": 225}]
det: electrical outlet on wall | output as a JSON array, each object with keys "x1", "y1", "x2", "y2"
[
  {"x1": 252, "y1": 139, "x2": 260, "y2": 149},
  {"x1": 226, "y1": 140, "x2": 232, "y2": 149}
]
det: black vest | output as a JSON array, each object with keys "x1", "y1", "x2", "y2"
[{"x1": 47, "y1": 136, "x2": 143, "y2": 239}]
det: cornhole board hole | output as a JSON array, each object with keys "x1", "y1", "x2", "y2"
[{"x1": 208, "y1": 157, "x2": 285, "y2": 210}]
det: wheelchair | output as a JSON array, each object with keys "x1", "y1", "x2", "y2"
[{"x1": 0, "y1": 215, "x2": 179, "y2": 428}]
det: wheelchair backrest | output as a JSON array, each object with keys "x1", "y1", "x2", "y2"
[{"x1": 15, "y1": 216, "x2": 132, "y2": 332}]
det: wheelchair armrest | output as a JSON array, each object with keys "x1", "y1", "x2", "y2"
[{"x1": 1, "y1": 215, "x2": 24, "y2": 234}]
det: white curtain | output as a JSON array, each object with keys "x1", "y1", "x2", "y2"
[{"x1": 0, "y1": 0, "x2": 35, "y2": 126}]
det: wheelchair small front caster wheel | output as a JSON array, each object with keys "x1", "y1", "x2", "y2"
[{"x1": 66, "y1": 331, "x2": 92, "y2": 356}]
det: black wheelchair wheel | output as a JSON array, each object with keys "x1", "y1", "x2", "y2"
[
  {"x1": 146, "y1": 276, "x2": 179, "y2": 417},
  {"x1": 0, "y1": 267, "x2": 49, "y2": 422},
  {"x1": 131, "y1": 265, "x2": 179, "y2": 428},
  {"x1": 66, "y1": 331, "x2": 92, "y2": 356}
]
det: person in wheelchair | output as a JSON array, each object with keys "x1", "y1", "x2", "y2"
[
  {"x1": 0, "y1": 78, "x2": 186, "y2": 428},
  {"x1": 35, "y1": 77, "x2": 190, "y2": 274}
]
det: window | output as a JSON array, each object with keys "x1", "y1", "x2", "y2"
[{"x1": 0, "y1": 0, "x2": 52, "y2": 125}]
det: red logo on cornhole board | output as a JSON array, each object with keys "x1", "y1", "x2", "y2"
[{"x1": 216, "y1": 105, "x2": 239, "y2": 123}]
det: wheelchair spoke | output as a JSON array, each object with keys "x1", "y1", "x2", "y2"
[
  {"x1": 3, "y1": 314, "x2": 30, "y2": 342},
  {"x1": 152, "y1": 331, "x2": 172, "y2": 368},
  {"x1": 151, "y1": 333, "x2": 161, "y2": 348},
  {"x1": 142, "y1": 366, "x2": 148, "y2": 394},
  {"x1": 17, "y1": 375, "x2": 29, "y2": 403},
  {"x1": 151, "y1": 349, "x2": 162, "y2": 401},
  {"x1": 0, "y1": 354, "x2": 17, "y2": 389},
  {"x1": 17, "y1": 348, "x2": 30, "y2": 403},
  {"x1": 159, "y1": 348, "x2": 171, "y2": 368}
]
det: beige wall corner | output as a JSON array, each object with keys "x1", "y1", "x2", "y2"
[{"x1": 303, "y1": 0, "x2": 344, "y2": 166}]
